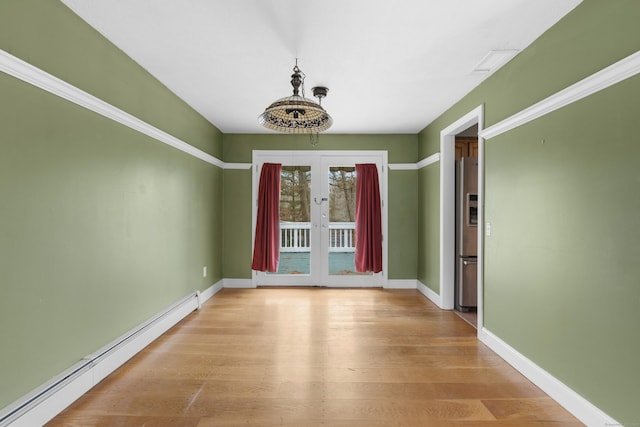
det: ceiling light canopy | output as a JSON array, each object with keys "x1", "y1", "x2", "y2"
[{"x1": 258, "y1": 62, "x2": 332, "y2": 134}]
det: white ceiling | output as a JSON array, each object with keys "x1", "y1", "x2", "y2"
[{"x1": 61, "y1": 0, "x2": 582, "y2": 134}]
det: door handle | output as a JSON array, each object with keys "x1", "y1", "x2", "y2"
[{"x1": 463, "y1": 259, "x2": 477, "y2": 265}]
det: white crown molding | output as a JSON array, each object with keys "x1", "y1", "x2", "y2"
[
  {"x1": 480, "y1": 49, "x2": 640, "y2": 140},
  {"x1": 0, "y1": 49, "x2": 225, "y2": 169},
  {"x1": 478, "y1": 327, "x2": 620, "y2": 427}
]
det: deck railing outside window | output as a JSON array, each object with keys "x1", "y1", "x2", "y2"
[{"x1": 280, "y1": 222, "x2": 355, "y2": 252}]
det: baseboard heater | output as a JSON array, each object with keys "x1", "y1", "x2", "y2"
[{"x1": 0, "y1": 290, "x2": 202, "y2": 427}]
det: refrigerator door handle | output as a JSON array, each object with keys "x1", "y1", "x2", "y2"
[{"x1": 463, "y1": 259, "x2": 478, "y2": 266}]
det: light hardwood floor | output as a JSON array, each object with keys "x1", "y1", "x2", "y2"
[{"x1": 47, "y1": 288, "x2": 582, "y2": 426}]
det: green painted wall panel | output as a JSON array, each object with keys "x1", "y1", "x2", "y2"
[
  {"x1": 388, "y1": 170, "x2": 418, "y2": 280},
  {"x1": 484, "y1": 74, "x2": 640, "y2": 422},
  {"x1": 0, "y1": 73, "x2": 222, "y2": 407},
  {"x1": 222, "y1": 169, "x2": 253, "y2": 279},
  {"x1": 0, "y1": 1, "x2": 223, "y2": 409},
  {"x1": 417, "y1": 164, "x2": 440, "y2": 292}
]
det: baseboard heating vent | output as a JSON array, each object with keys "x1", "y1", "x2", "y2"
[{"x1": 0, "y1": 291, "x2": 200, "y2": 427}]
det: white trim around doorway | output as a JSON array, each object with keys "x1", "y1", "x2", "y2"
[{"x1": 438, "y1": 106, "x2": 485, "y2": 331}]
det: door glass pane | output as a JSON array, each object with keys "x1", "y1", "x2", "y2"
[
  {"x1": 273, "y1": 166, "x2": 311, "y2": 275},
  {"x1": 328, "y1": 167, "x2": 370, "y2": 275}
]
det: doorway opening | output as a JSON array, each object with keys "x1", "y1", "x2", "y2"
[
  {"x1": 454, "y1": 126, "x2": 479, "y2": 328},
  {"x1": 252, "y1": 150, "x2": 388, "y2": 288},
  {"x1": 439, "y1": 105, "x2": 484, "y2": 332}
]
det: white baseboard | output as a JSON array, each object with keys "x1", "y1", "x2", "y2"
[
  {"x1": 199, "y1": 280, "x2": 224, "y2": 303},
  {"x1": 228, "y1": 278, "x2": 419, "y2": 289},
  {"x1": 384, "y1": 279, "x2": 418, "y2": 289},
  {"x1": 416, "y1": 280, "x2": 443, "y2": 308},
  {"x1": 1, "y1": 281, "x2": 223, "y2": 427},
  {"x1": 478, "y1": 327, "x2": 619, "y2": 427},
  {"x1": 2, "y1": 281, "x2": 619, "y2": 427},
  {"x1": 223, "y1": 278, "x2": 255, "y2": 288}
]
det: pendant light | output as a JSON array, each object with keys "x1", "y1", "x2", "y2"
[{"x1": 258, "y1": 61, "x2": 332, "y2": 142}]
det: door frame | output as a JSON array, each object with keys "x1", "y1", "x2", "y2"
[
  {"x1": 439, "y1": 105, "x2": 484, "y2": 331},
  {"x1": 251, "y1": 150, "x2": 388, "y2": 288}
]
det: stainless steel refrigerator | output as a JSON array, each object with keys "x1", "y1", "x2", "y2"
[{"x1": 455, "y1": 156, "x2": 478, "y2": 311}]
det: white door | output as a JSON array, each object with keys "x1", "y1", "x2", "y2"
[{"x1": 252, "y1": 151, "x2": 387, "y2": 287}]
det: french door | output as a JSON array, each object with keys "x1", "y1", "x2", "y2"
[{"x1": 252, "y1": 151, "x2": 387, "y2": 287}]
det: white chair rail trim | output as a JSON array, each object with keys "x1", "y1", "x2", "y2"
[
  {"x1": 0, "y1": 49, "x2": 239, "y2": 169},
  {"x1": 480, "y1": 49, "x2": 640, "y2": 140},
  {"x1": 388, "y1": 152, "x2": 441, "y2": 171},
  {"x1": 4, "y1": 47, "x2": 638, "y2": 168}
]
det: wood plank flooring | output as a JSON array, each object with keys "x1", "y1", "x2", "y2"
[{"x1": 47, "y1": 288, "x2": 582, "y2": 426}]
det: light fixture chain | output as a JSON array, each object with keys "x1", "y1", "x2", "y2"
[{"x1": 298, "y1": 63, "x2": 306, "y2": 99}]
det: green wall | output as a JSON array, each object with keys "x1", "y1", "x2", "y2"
[
  {"x1": 416, "y1": 163, "x2": 440, "y2": 292},
  {"x1": 222, "y1": 168, "x2": 253, "y2": 279},
  {"x1": 484, "y1": 74, "x2": 640, "y2": 421},
  {"x1": 417, "y1": 0, "x2": 640, "y2": 422},
  {"x1": 0, "y1": 0, "x2": 223, "y2": 408},
  {"x1": 222, "y1": 134, "x2": 418, "y2": 280}
]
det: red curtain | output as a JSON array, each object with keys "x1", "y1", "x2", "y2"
[
  {"x1": 355, "y1": 163, "x2": 383, "y2": 273},
  {"x1": 252, "y1": 163, "x2": 282, "y2": 272}
]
